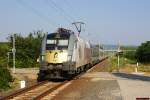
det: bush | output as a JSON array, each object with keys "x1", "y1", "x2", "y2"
[
  {"x1": 0, "y1": 65, "x2": 13, "y2": 91},
  {"x1": 136, "y1": 41, "x2": 150, "y2": 63},
  {"x1": 123, "y1": 51, "x2": 136, "y2": 61}
]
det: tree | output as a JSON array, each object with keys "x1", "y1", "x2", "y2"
[
  {"x1": 123, "y1": 51, "x2": 136, "y2": 60},
  {"x1": 136, "y1": 41, "x2": 150, "y2": 63},
  {"x1": 0, "y1": 31, "x2": 45, "y2": 91},
  {"x1": 0, "y1": 43, "x2": 14, "y2": 90},
  {"x1": 8, "y1": 30, "x2": 44, "y2": 68},
  {"x1": 0, "y1": 42, "x2": 9, "y2": 67}
]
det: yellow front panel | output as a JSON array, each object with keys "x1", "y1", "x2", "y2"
[{"x1": 46, "y1": 50, "x2": 68, "y2": 63}]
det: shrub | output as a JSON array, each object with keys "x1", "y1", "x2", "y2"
[
  {"x1": 136, "y1": 41, "x2": 150, "y2": 63},
  {"x1": 0, "y1": 65, "x2": 13, "y2": 91}
]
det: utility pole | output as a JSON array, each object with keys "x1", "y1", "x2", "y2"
[
  {"x1": 117, "y1": 53, "x2": 120, "y2": 72},
  {"x1": 72, "y1": 21, "x2": 85, "y2": 36},
  {"x1": 99, "y1": 42, "x2": 100, "y2": 59},
  {"x1": 7, "y1": 52, "x2": 12, "y2": 68},
  {"x1": 117, "y1": 42, "x2": 120, "y2": 72},
  {"x1": 12, "y1": 34, "x2": 16, "y2": 73}
]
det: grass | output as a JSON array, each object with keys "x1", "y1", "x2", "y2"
[
  {"x1": 138, "y1": 64, "x2": 150, "y2": 73},
  {"x1": 109, "y1": 56, "x2": 150, "y2": 74},
  {"x1": 108, "y1": 56, "x2": 126, "y2": 72}
]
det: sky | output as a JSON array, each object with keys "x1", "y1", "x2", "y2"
[{"x1": 0, "y1": 0, "x2": 150, "y2": 45}]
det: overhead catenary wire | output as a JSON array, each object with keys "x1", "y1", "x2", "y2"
[
  {"x1": 44, "y1": 0, "x2": 70, "y2": 23},
  {"x1": 57, "y1": 0, "x2": 90, "y2": 39},
  {"x1": 45, "y1": 0, "x2": 75, "y2": 23},
  {"x1": 44, "y1": 0, "x2": 97, "y2": 44},
  {"x1": 62, "y1": 0, "x2": 78, "y2": 16},
  {"x1": 16, "y1": 0, "x2": 87, "y2": 35},
  {"x1": 64, "y1": 0, "x2": 87, "y2": 24},
  {"x1": 16, "y1": 0, "x2": 57, "y2": 29},
  {"x1": 63, "y1": 0, "x2": 82, "y2": 20}
]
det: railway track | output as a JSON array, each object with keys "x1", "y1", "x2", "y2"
[
  {"x1": 0, "y1": 81, "x2": 62, "y2": 100},
  {"x1": 0, "y1": 73, "x2": 88, "y2": 100},
  {"x1": 1, "y1": 58, "x2": 108, "y2": 100}
]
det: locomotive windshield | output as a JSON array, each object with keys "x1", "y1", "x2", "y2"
[
  {"x1": 47, "y1": 40, "x2": 56, "y2": 44},
  {"x1": 58, "y1": 40, "x2": 68, "y2": 46},
  {"x1": 46, "y1": 33, "x2": 70, "y2": 50},
  {"x1": 46, "y1": 39, "x2": 69, "y2": 50}
]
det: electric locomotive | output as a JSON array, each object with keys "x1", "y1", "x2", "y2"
[{"x1": 37, "y1": 28, "x2": 92, "y2": 81}]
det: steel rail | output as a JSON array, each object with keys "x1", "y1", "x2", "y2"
[
  {"x1": 0, "y1": 81, "x2": 48, "y2": 100},
  {"x1": 33, "y1": 81, "x2": 68, "y2": 100}
]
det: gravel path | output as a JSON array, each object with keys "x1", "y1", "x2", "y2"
[{"x1": 113, "y1": 73, "x2": 150, "y2": 100}]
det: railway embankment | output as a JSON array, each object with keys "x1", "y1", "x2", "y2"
[{"x1": 0, "y1": 68, "x2": 39, "y2": 97}]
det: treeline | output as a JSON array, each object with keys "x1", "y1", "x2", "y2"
[
  {"x1": 0, "y1": 31, "x2": 45, "y2": 68},
  {"x1": 123, "y1": 41, "x2": 150, "y2": 63},
  {"x1": 136, "y1": 41, "x2": 150, "y2": 63},
  {"x1": 0, "y1": 31, "x2": 45, "y2": 90},
  {"x1": 8, "y1": 31, "x2": 44, "y2": 68}
]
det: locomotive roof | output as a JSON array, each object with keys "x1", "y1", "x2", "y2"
[
  {"x1": 47, "y1": 28, "x2": 74, "y2": 39},
  {"x1": 47, "y1": 33, "x2": 70, "y2": 39}
]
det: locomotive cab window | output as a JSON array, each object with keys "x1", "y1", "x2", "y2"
[
  {"x1": 47, "y1": 40, "x2": 56, "y2": 44},
  {"x1": 46, "y1": 32, "x2": 70, "y2": 50},
  {"x1": 58, "y1": 40, "x2": 68, "y2": 46},
  {"x1": 46, "y1": 39, "x2": 69, "y2": 50},
  {"x1": 57, "y1": 39, "x2": 68, "y2": 50}
]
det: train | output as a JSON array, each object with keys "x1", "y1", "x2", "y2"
[{"x1": 37, "y1": 28, "x2": 102, "y2": 81}]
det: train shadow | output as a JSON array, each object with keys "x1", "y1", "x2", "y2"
[{"x1": 112, "y1": 72, "x2": 150, "y2": 82}]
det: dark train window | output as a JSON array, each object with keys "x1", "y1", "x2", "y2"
[{"x1": 46, "y1": 39, "x2": 68, "y2": 50}]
